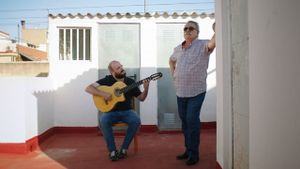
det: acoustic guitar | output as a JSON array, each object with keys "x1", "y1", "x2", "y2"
[{"x1": 93, "y1": 72, "x2": 163, "y2": 112}]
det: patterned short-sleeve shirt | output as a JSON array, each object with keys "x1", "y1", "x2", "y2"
[{"x1": 170, "y1": 39, "x2": 212, "y2": 97}]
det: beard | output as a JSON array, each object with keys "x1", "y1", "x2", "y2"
[{"x1": 115, "y1": 70, "x2": 126, "y2": 79}]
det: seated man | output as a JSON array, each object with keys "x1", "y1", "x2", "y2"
[{"x1": 85, "y1": 60, "x2": 150, "y2": 161}]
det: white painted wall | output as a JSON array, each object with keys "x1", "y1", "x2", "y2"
[
  {"x1": 140, "y1": 21, "x2": 158, "y2": 125},
  {"x1": 216, "y1": 0, "x2": 227, "y2": 167},
  {"x1": 0, "y1": 77, "x2": 54, "y2": 143},
  {"x1": 199, "y1": 18, "x2": 217, "y2": 122},
  {"x1": 24, "y1": 77, "x2": 54, "y2": 139},
  {"x1": 217, "y1": 0, "x2": 300, "y2": 169},
  {"x1": 0, "y1": 78, "x2": 26, "y2": 142},
  {"x1": 0, "y1": 39, "x2": 15, "y2": 52},
  {"x1": 249, "y1": 1, "x2": 300, "y2": 168},
  {"x1": 48, "y1": 19, "x2": 99, "y2": 127}
]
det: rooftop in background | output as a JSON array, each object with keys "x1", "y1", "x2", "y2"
[{"x1": 17, "y1": 44, "x2": 47, "y2": 61}]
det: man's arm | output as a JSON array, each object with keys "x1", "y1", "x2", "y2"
[
  {"x1": 136, "y1": 80, "x2": 150, "y2": 101},
  {"x1": 207, "y1": 34, "x2": 216, "y2": 51},
  {"x1": 207, "y1": 22, "x2": 216, "y2": 51},
  {"x1": 169, "y1": 57, "x2": 176, "y2": 77},
  {"x1": 85, "y1": 83, "x2": 112, "y2": 101}
]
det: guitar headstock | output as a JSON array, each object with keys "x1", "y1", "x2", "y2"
[{"x1": 150, "y1": 72, "x2": 163, "y2": 81}]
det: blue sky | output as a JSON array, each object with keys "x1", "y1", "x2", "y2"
[{"x1": 0, "y1": 0, "x2": 214, "y2": 40}]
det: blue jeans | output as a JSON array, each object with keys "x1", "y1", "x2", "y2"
[
  {"x1": 177, "y1": 92, "x2": 206, "y2": 160},
  {"x1": 99, "y1": 109, "x2": 141, "y2": 152}
]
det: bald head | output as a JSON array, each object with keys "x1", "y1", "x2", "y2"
[
  {"x1": 108, "y1": 60, "x2": 126, "y2": 79},
  {"x1": 108, "y1": 60, "x2": 120, "y2": 74}
]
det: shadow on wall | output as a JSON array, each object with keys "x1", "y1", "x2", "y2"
[
  {"x1": 34, "y1": 68, "x2": 100, "y2": 135},
  {"x1": 34, "y1": 89, "x2": 55, "y2": 135}
]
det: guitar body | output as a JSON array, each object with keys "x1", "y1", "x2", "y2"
[
  {"x1": 92, "y1": 72, "x2": 162, "y2": 113},
  {"x1": 93, "y1": 81, "x2": 127, "y2": 112}
]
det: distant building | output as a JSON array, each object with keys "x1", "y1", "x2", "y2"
[
  {"x1": 20, "y1": 20, "x2": 47, "y2": 52},
  {"x1": 17, "y1": 44, "x2": 47, "y2": 61},
  {"x1": 0, "y1": 31, "x2": 18, "y2": 62}
]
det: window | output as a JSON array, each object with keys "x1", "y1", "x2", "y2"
[{"x1": 58, "y1": 28, "x2": 91, "y2": 60}]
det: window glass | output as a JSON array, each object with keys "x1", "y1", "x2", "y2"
[
  {"x1": 157, "y1": 24, "x2": 184, "y2": 67},
  {"x1": 66, "y1": 29, "x2": 71, "y2": 60},
  {"x1": 98, "y1": 24, "x2": 139, "y2": 69},
  {"x1": 79, "y1": 29, "x2": 84, "y2": 60},
  {"x1": 59, "y1": 29, "x2": 64, "y2": 60},
  {"x1": 85, "y1": 29, "x2": 91, "y2": 60},
  {"x1": 72, "y1": 29, "x2": 77, "y2": 60}
]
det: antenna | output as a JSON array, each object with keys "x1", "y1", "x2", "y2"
[
  {"x1": 144, "y1": 0, "x2": 147, "y2": 13},
  {"x1": 17, "y1": 23, "x2": 20, "y2": 43}
]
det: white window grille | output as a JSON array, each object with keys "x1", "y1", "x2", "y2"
[{"x1": 59, "y1": 28, "x2": 91, "y2": 60}]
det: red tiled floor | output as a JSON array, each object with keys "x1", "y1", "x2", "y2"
[{"x1": 0, "y1": 129, "x2": 216, "y2": 169}]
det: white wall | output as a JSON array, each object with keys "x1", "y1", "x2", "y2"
[
  {"x1": 216, "y1": 0, "x2": 233, "y2": 167},
  {"x1": 0, "y1": 39, "x2": 15, "y2": 52},
  {"x1": 48, "y1": 19, "x2": 99, "y2": 127},
  {"x1": 217, "y1": 0, "x2": 300, "y2": 169},
  {"x1": 0, "y1": 78, "x2": 26, "y2": 142},
  {"x1": 249, "y1": 1, "x2": 300, "y2": 168},
  {"x1": 24, "y1": 78, "x2": 54, "y2": 139},
  {"x1": 140, "y1": 20, "x2": 158, "y2": 125},
  {"x1": 199, "y1": 18, "x2": 217, "y2": 122},
  {"x1": 0, "y1": 77, "x2": 54, "y2": 143}
]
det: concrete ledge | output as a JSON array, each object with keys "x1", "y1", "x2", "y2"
[
  {"x1": 0, "y1": 61, "x2": 49, "y2": 77},
  {"x1": 0, "y1": 122, "x2": 216, "y2": 154}
]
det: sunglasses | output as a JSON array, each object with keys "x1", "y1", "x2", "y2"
[{"x1": 184, "y1": 26, "x2": 196, "y2": 32}]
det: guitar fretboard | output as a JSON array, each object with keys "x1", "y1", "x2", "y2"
[{"x1": 120, "y1": 77, "x2": 151, "y2": 94}]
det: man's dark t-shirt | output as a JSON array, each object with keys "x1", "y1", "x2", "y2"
[{"x1": 96, "y1": 75, "x2": 142, "y2": 112}]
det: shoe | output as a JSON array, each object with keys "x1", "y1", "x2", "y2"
[
  {"x1": 118, "y1": 149, "x2": 127, "y2": 159},
  {"x1": 186, "y1": 158, "x2": 199, "y2": 166},
  {"x1": 176, "y1": 152, "x2": 189, "y2": 160},
  {"x1": 109, "y1": 150, "x2": 119, "y2": 161}
]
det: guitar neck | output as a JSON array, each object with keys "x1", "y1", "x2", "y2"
[{"x1": 120, "y1": 77, "x2": 151, "y2": 94}]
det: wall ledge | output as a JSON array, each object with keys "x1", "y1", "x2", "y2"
[{"x1": 0, "y1": 122, "x2": 215, "y2": 154}]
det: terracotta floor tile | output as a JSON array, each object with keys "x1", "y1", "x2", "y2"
[{"x1": 0, "y1": 129, "x2": 216, "y2": 169}]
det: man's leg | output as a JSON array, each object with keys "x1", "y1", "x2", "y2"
[
  {"x1": 176, "y1": 96, "x2": 189, "y2": 159},
  {"x1": 120, "y1": 110, "x2": 141, "y2": 150},
  {"x1": 186, "y1": 92, "x2": 206, "y2": 164},
  {"x1": 100, "y1": 112, "x2": 119, "y2": 152}
]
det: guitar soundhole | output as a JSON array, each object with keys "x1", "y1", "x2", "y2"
[{"x1": 115, "y1": 88, "x2": 121, "y2": 97}]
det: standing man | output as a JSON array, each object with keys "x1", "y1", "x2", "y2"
[
  {"x1": 169, "y1": 21, "x2": 216, "y2": 165},
  {"x1": 85, "y1": 60, "x2": 150, "y2": 161}
]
